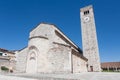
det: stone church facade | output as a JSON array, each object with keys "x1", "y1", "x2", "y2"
[{"x1": 15, "y1": 23, "x2": 88, "y2": 73}]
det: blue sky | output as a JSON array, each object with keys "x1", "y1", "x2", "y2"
[{"x1": 0, "y1": 0, "x2": 120, "y2": 62}]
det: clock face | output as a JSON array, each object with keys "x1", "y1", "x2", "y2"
[{"x1": 84, "y1": 17, "x2": 90, "y2": 22}]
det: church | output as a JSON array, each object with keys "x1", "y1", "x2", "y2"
[
  {"x1": 0, "y1": 5, "x2": 101, "y2": 73},
  {"x1": 15, "y1": 23, "x2": 88, "y2": 73}
]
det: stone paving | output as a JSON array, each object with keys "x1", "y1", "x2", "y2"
[{"x1": 0, "y1": 72, "x2": 120, "y2": 80}]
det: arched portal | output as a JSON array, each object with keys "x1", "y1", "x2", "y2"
[{"x1": 26, "y1": 46, "x2": 38, "y2": 73}]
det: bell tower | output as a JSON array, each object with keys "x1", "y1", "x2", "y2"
[{"x1": 80, "y1": 5, "x2": 101, "y2": 72}]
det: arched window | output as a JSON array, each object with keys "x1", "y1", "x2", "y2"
[
  {"x1": 84, "y1": 10, "x2": 90, "y2": 15},
  {"x1": 29, "y1": 52, "x2": 36, "y2": 60}
]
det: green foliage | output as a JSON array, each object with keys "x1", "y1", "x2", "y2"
[
  {"x1": 102, "y1": 70, "x2": 120, "y2": 72},
  {"x1": 1, "y1": 66, "x2": 9, "y2": 71}
]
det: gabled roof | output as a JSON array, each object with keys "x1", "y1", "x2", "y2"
[{"x1": 30, "y1": 22, "x2": 83, "y2": 53}]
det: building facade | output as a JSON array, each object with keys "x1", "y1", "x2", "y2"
[
  {"x1": 0, "y1": 48, "x2": 15, "y2": 72},
  {"x1": 15, "y1": 23, "x2": 88, "y2": 73},
  {"x1": 101, "y1": 62, "x2": 120, "y2": 72},
  {"x1": 80, "y1": 5, "x2": 101, "y2": 72}
]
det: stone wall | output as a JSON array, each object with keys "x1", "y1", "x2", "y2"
[
  {"x1": 28, "y1": 37, "x2": 49, "y2": 73},
  {"x1": 15, "y1": 23, "x2": 87, "y2": 73},
  {"x1": 47, "y1": 43, "x2": 72, "y2": 73},
  {"x1": 15, "y1": 48, "x2": 28, "y2": 72},
  {"x1": 80, "y1": 5, "x2": 101, "y2": 72},
  {"x1": 27, "y1": 23, "x2": 72, "y2": 73},
  {"x1": 72, "y1": 50, "x2": 87, "y2": 73}
]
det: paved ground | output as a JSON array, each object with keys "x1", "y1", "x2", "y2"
[{"x1": 0, "y1": 72, "x2": 120, "y2": 80}]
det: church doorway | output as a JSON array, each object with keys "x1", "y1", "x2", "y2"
[
  {"x1": 26, "y1": 51, "x2": 37, "y2": 73},
  {"x1": 90, "y1": 66, "x2": 93, "y2": 72}
]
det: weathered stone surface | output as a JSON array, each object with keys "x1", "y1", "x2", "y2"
[
  {"x1": 15, "y1": 23, "x2": 87, "y2": 73},
  {"x1": 47, "y1": 43, "x2": 71, "y2": 73},
  {"x1": 72, "y1": 51, "x2": 87, "y2": 73},
  {"x1": 15, "y1": 48, "x2": 28, "y2": 73},
  {"x1": 80, "y1": 5, "x2": 101, "y2": 72}
]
